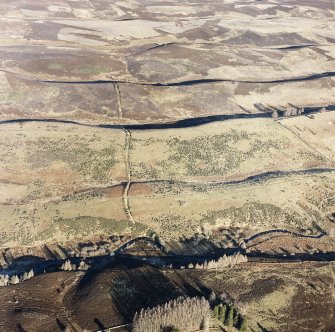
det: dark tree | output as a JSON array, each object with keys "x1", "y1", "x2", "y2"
[
  {"x1": 218, "y1": 304, "x2": 227, "y2": 323},
  {"x1": 239, "y1": 315, "x2": 248, "y2": 332},
  {"x1": 225, "y1": 305, "x2": 234, "y2": 327}
]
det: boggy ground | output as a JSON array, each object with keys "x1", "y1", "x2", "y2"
[{"x1": 0, "y1": 260, "x2": 333, "y2": 332}]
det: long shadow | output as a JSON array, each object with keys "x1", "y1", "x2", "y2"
[
  {"x1": 4, "y1": 255, "x2": 45, "y2": 269},
  {"x1": 16, "y1": 324, "x2": 26, "y2": 332},
  {"x1": 257, "y1": 322, "x2": 272, "y2": 332},
  {"x1": 276, "y1": 44, "x2": 318, "y2": 50},
  {"x1": 105, "y1": 257, "x2": 224, "y2": 323},
  {"x1": 56, "y1": 319, "x2": 65, "y2": 331},
  {"x1": 107, "y1": 259, "x2": 186, "y2": 322},
  {"x1": 37, "y1": 71, "x2": 335, "y2": 86},
  {"x1": 245, "y1": 229, "x2": 326, "y2": 243},
  {"x1": 130, "y1": 167, "x2": 335, "y2": 188},
  {"x1": 0, "y1": 106, "x2": 334, "y2": 130},
  {"x1": 94, "y1": 318, "x2": 105, "y2": 330},
  {"x1": 43, "y1": 245, "x2": 57, "y2": 259}
]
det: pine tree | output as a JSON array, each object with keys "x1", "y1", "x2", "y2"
[
  {"x1": 10, "y1": 274, "x2": 20, "y2": 285},
  {"x1": 209, "y1": 291, "x2": 216, "y2": 303},
  {"x1": 213, "y1": 305, "x2": 220, "y2": 319},
  {"x1": 239, "y1": 315, "x2": 248, "y2": 331},
  {"x1": 168, "y1": 327, "x2": 179, "y2": 332},
  {"x1": 28, "y1": 269, "x2": 34, "y2": 279},
  {"x1": 218, "y1": 304, "x2": 226, "y2": 323},
  {"x1": 61, "y1": 260, "x2": 73, "y2": 271},
  {"x1": 0, "y1": 274, "x2": 9, "y2": 286},
  {"x1": 22, "y1": 269, "x2": 34, "y2": 281},
  {"x1": 132, "y1": 296, "x2": 210, "y2": 332},
  {"x1": 272, "y1": 110, "x2": 278, "y2": 120},
  {"x1": 201, "y1": 316, "x2": 210, "y2": 332},
  {"x1": 225, "y1": 305, "x2": 234, "y2": 327},
  {"x1": 234, "y1": 311, "x2": 239, "y2": 327}
]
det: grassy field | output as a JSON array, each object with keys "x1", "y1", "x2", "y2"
[
  {"x1": 0, "y1": 122, "x2": 127, "y2": 203},
  {"x1": 130, "y1": 117, "x2": 331, "y2": 181},
  {"x1": 130, "y1": 172, "x2": 335, "y2": 241},
  {"x1": 0, "y1": 113, "x2": 334, "y2": 246}
]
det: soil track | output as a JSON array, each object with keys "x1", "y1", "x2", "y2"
[{"x1": 122, "y1": 128, "x2": 135, "y2": 224}]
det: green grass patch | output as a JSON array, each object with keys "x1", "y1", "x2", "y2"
[
  {"x1": 47, "y1": 63, "x2": 64, "y2": 70},
  {"x1": 37, "y1": 216, "x2": 148, "y2": 240}
]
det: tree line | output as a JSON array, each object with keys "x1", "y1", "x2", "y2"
[
  {"x1": 187, "y1": 252, "x2": 248, "y2": 270},
  {"x1": 132, "y1": 296, "x2": 211, "y2": 332},
  {"x1": 0, "y1": 269, "x2": 34, "y2": 286}
]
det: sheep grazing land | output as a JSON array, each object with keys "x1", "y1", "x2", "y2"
[{"x1": 0, "y1": 0, "x2": 334, "y2": 331}]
